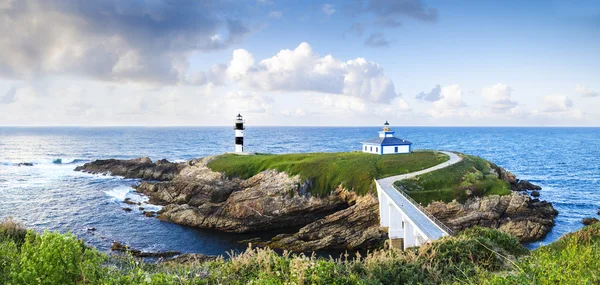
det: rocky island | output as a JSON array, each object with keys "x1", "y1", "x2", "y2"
[{"x1": 75, "y1": 151, "x2": 557, "y2": 252}]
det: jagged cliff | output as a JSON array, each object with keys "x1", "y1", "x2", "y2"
[
  {"x1": 75, "y1": 154, "x2": 557, "y2": 252},
  {"x1": 427, "y1": 193, "x2": 557, "y2": 242}
]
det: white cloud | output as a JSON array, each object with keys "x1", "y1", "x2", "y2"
[
  {"x1": 0, "y1": 1, "x2": 252, "y2": 84},
  {"x1": 227, "y1": 42, "x2": 399, "y2": 103},
  {"x1": 281, "y1": 108, "x2": 306, "y2": 117},
  {"x1": 382, "y1": 97, "x2": 411, "y2": 115},
  {"x1": 428, "y1": 84, "x2": 467, "y2": 118},
  {"x1": 227, "y1": 49, "x2": 255, "y2": 81},
  {"x1": 481, "y1": 83, "x2": 518, "y2": 112},
  {"x1": 322, "y1": 4, "x2": 335, "y2": 16},
  {"x1": 313, "y1": 94, "x2": 368, "y2": 114},
  {"x1": 542, "y1": 95, "x2": 573, "y2": 112},
  {"x1": 310, "y1": 93, "x2": 410, "y2": 117},
  {"x1": 218, "y1": 91, "x2": 274, "y2": 114},
  {"x1": 575, "y1": 84, "x2": 598, "y2": 97}
]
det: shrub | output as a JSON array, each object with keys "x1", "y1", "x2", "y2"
[{"x1": 0, "y1": 217, "x2": 27, "y2": 245}]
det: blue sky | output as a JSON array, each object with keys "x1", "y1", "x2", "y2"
[{"x1": 0, "y1": 0, "x2": 598, "y2": 126}]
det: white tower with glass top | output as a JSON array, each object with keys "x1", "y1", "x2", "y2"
[{"x1": 234, "y1": 114, "x2": 245, "y2": 153}]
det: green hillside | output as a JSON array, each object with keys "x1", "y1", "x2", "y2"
[
  {"x1": 207, "y1": 151, "x2": 449, "y2": 196},
  {"x1": 394, "y1": 154, "x2": 512, "y2": 205}
]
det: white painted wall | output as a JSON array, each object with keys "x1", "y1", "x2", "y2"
[
  {"x1": 235, "y1": 130, "x2": 244, "y2": 137},
  {"x1": 235, "y1": 144, "x2": 243, "y2": 153},
  {"x1": 362, "y1": 144, "x2": 380, "y2": 154},
  {"x1": 382, "y1": 145, "x2": 410, "y2": 154}
]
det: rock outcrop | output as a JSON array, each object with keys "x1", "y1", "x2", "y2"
[
  {"x1": 75, "y1": 157, "x2": 184, "y2": 181},
  {"x1": 582, "y1": 218, "x2": 599, "y2": 226},
  {"x1": 156, "y1": 164, "x2": 347, "y2": 233},
  {"x1": 111, "y1": 241, "x2": 180, "y2": 258},
  {"x1": 261, "y1": 193, "x2": 387, "y2": 252},
  {"x1": 427, "y1": 193, "x2": 558, "y2": 242},
  {"x1": 496, "y1": 167, "x2": 542, "y2": 191}
]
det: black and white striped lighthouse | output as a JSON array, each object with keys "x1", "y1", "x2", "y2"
[{"x1": 234, "y1": 114, "x2": 245, "y2": 153}]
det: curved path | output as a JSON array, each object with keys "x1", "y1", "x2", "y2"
[{"x1": 376, "y1": 151, "x2": 462, "y2": 241}]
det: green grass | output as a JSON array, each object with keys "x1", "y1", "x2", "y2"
[
  {"x1": 394, "y1": 154, "x2": 512, "y2": 205},
  {"x1": 2, "y1": 217, "x2": 598, "y2": 284},
  {"x1": 481, "y1": 223, "x2": 600, "y2": 284},
  {"x1": 207, "y1": 151, "x2": 449, "y2": 196}
]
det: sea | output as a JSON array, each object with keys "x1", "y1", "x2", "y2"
[{"x1": 0, "y1": 127, "x2": 599, "y2": 255}]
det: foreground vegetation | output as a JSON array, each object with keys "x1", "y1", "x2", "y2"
[
  {"x1": 2, "y1": 217, "x2": 599, "y2": 284},
  {"x1": 208, "y1": 151, "x2": 449, "y2": 195},
  {"x1": 394, "y1": 154, "x2": 512, "y2": 205}
]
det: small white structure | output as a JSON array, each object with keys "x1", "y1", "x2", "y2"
[
  {"x1": 361, "y1": 121, "x2": 412, "y2": 155},
  {"x1": 234, "y1": 114, "x2": 245, "y2": 153}
]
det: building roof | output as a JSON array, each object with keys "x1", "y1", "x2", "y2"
[{"x1": 361, "y1": 137, "x2": 412, "y2": 146}]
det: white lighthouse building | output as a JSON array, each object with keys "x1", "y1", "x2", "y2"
[
  {"x1": 361, "y1": 121, "x2": 412, "y2": 155},
  {"x1": 234, "y1": 114, "x2": 245, "y2": 153}
]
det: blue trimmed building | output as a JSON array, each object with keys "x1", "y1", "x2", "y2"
[{"x1": 361, "y1": 121, "x2": 412, "y2": 155}]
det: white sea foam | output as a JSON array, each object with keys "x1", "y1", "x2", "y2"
[{"x1": 104, "y1": 186, "x2": 132, "y2": 201}]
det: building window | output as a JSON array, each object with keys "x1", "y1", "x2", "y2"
[
  {"x1": 364, "y1": 146, "x2": 367, "y2": 151},
  {"x1": 395, "y1": 146, "x2": 398, "y2": 153},
  {"x1": 376, "y1": 147, "x2": 379, "y2": 153},
  {"x1": 370, "y1": 146, "x2": 372, "y2": 152}
]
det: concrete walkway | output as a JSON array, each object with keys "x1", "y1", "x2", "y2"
[{"x1": 377, "y1": 151, "x2": 462, "y2": 240}]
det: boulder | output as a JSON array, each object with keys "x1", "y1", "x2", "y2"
[
  {"x1": 111, "y1": 241, "x2": 180, "y2": 258},
  {"x1": 583, "y1": 218, "x2": 599, "y2": 226},
  {"x1": 531, "y1": 190, "x2": 540, "y2": 197},
  {"x1": 517, "y1": 180, "x2": 542, "y2": 191},
  {"x1": 123, "y1": 198, "x2": 137, "y2": 205}
]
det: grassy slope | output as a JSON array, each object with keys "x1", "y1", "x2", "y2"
[
  {"x1": 482, "y1": 223, "x2": 600, "y2": 284},
  {"x1": 394, "y1": 154, "x2": 512, "y2": 205},
  {"x1": 3, "y1": 216, "x2": 599, "y2": 285},
  {"x1": 208, "y1": 151, "x2": 449, "y2": 196}
]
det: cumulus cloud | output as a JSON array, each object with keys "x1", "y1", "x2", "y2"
[
  {"x1": 227, "y1": 42, "x2": 400, "y2": 103},
  {"x1": 364, "y1": 33, "x2": 390, "y2": 47},
  {"x1": 543, "y1": 95, "x2": 573, "y2": 112},
  {"x1": 527, "y1": 95, "x2": 583, "y2": 121},
  {"x1": 0, "y1": 0, "x2": 252, "y2": 84},
  {"x1": 428, "y1": 84, "x2": 467, "y2": 118},
  {"x1": 322, "y1": 4, "x2": 336, "y2": 16},
  {"x1": 416, "y1": 84, "x2": 441, "y2": 102},
  {"x1": 575, "y1": 84, "x2": 598, "y2": 97},
  {"x1": 481, "y1": 83, "x2": 518, "y2": 112}
]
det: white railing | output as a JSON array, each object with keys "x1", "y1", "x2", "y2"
[{"x1": 392, "y1": 184, "x2": 455, "y2": 236}]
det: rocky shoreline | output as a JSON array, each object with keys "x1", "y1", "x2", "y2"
[{"x1": 75, "y1": 155, "x2": 557, "y2": 252}]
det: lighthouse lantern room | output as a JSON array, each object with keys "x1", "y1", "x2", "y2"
[{"x1": 234, "y1": 114, "x2": 245, "y2": 153}]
